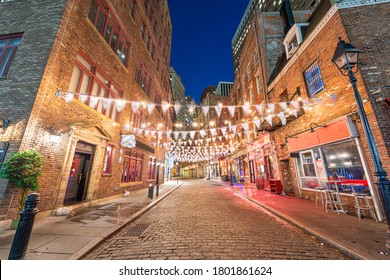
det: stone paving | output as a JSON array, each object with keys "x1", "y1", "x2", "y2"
[{"x1": 84, "y1": 179, "x2": 350, "y2": 260}]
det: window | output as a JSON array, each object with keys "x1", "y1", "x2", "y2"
[
  {"x1": 68, "y1": 54, "x2": 122, "y2": 121},
  {"x1": 247, "y1": 63, "x2": 252, "y2": 80},
  {"x1": 135, "y1": 62, "x2": 151, "y2": 95},
  {"x1": 130, "y1": 0, "x2": 136, "y2": 18},
  {"x1": 103, "y1": 144, "x2": 114, "y2": 174},
  {"x1": 0, "y1": 141, "x2": 9, "y2": 164},
  {"x1": 253, "y1": 51, "x2": 259, "y2": 65},
  {"x1": 296, "y1": 140, "x2": 369, "y2": 194},
  {"x1": 131, "y1": 111, "x2": 144, "y2": 130},
  {"x1": 122, "y1": 150, "x2": 143, "y2": 182},
  {"x1": 304, "y1": 61, "x2": 324, "y2": 98},
  {"x1": 148, "y1": 157, "x2": 156, "y2": 180},
  {"x1": 0, "y1": 33, "x2": 23, "y2": 77},
  {"x1": 88, "y1": 0, "x2": 129, "y2": 66}
]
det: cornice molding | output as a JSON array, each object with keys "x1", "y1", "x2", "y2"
[{"x1": 338, "y1": 0, "x2": 390, "y2": 9}]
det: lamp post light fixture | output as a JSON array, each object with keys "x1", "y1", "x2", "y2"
[{"x1": 332, "y1": 37, "x2": 390, "y2": 251}]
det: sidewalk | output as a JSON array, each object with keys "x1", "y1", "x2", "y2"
[
  {"x1": 214, "y1": 178, "x2": 390, "y2": 260},
  {"x1": 0, "y1": 180, "x2": 183, "y2": 260}
]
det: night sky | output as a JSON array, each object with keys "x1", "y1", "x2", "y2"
[{"x1": 168, "y1": 0, "x2": 249, "y2": 103}]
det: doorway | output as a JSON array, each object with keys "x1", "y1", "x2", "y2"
[
  {"x1": 280, "y1": 159, "x2": 294, "y2": 194},
  {"x1": 64, "y1": 151, "x2": 92, "y2": 205},
  {"x1": 249, "y1": 160, "x2": 255, "y2": 183}
]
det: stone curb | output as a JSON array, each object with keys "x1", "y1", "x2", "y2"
[{"x1": 69, "y1": 181, "x2": 184, "y2": 260}]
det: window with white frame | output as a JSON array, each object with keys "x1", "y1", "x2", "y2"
[
  {"x1": 135, "y1": 62, "x2": 151, "y2": 95},
  {"x1": 0, "y1": 33, "x2": 22, "y2": 77},
  {"x1": 68, "y1": 54, "x2": 122, "y2": 121},
  {"x1": 88, "y1": 0, "x2": 129, "y2": 66},
  {"x1": 247, "y1": 63, "x2": 252, "y2": 80},
  {"x1": 304, "y1": 61, "x2": 324, "y2": 98}
]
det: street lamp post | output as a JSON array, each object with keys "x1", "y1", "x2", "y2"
[{"x1": 332, "y1": 37, "x2": 390, "y2": 251}]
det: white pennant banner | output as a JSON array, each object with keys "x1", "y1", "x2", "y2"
[
  {"x1": 254, "y1": 119, "x2": 261, "y2": 129},
  {"x1": 231, "y1": 125, "x2": 237, "y2": 133},
  {"x1": 267, "y1": 103, "x2": 275, "y2": 113},
  {"x1": 65, "y1": 92, "x2": 74, "y2": 102},
  {"x1": 162, "y1": 101, "x2": 170, "y2": 114},
  {"x1": 290, "y1": 100, "x2": 300, "y2": 110},
  {"x1": 242, "y1": 103, "x2": 250, "y2": 114},
  {"x1": 202, "y1": 106, "x2": 209, "y2": 117},
  {"x1": 220, "y1": 126, "x2": 227, "y2": 135},
  {"x1": 255, "y1": 104, "x2": 263, "y2": 116},
  {"x1": 132, "y1": 102, "x2": 140, "y2": 113},
  {"x1": 174, "y1": 101, "x2": 182, "y2": 115},
  {"x1": 210, "y1": 128, "x2": 216, "y2": 137},
  {"x1": 242, "y1": 122, "x2": 249, "y2": 131},
  {"x1": 89, "y1": 96, "x2": 99, "y2": 108},
  {"x1": 215, "y1": 106, "x2": 223, "y2": 117},
  {"x1": 228, "y1": 106, "x2": 235, "y2": 117},
  {"x1": 147, "y1": 103, "x2": 155, "y2": 115},
  {"x1": 190, "y1": 131, "x2": 196, "y2": 139},
  {"x1": 279, "y1": 102, "x2": 287, "y2": 110},
  {"x1": 199, "y1": 130, "x2": 206, "y2": 138},
  {"x1": 115, "y1": 99, "x2": 126, "y2": 112},
  {"x1": 174, "y1": 131, "x2": 179, "y2": 140},
  {"x1": 265, "y1": 115, "x2": 273, "y2": 126},
  {"x1": 102, "y1": 99, "x2": 112, "y2": 110},
  {"x1": 79, "y1": 94, "x2": 88, "y2": 104}
]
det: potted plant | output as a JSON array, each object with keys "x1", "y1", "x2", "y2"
[{"x1": 0, "y1": 150, "x2": 43, "y2": 228}]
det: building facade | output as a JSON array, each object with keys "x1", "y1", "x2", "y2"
[
  {"x1": 225, "y1": 0, "x2": 390, "y2": 220},
  {"x1": 0, "y1": 0, "x2": 173, "y2": 225}
]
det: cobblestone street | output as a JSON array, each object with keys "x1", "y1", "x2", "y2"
[{"x1": 84, "y1": 179, "x2": 350, "y2": 260}]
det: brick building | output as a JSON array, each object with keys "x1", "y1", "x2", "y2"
[
  {"x1": 225, "y1": 0, "x2": 390, "y2": 220},
  {"x1": 0, "y1": 0, "x2": 173, "y2": 225}
]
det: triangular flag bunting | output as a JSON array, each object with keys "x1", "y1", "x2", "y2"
[
  {"x1": 174, "y1": 101, "x2": 181, "y2": 115},
  {"x1": 147, "y1": 103, "x2": 155, "y2": 114},
  {"x1": 255, "y1": 104, "x2": 263, "y2": 116},
  {"x1": 202, "y1": 106, "x2": 209, "y2": 117},
  {"x1": 265, "y1": 115, "x2": 273, "y2": 126},
  {"x1": 132, "y1": 102, "x2": 140, "y2": 113},
  {"x1": 228, "y1": 106, "x2": 235, "y2": 117},
  {"x1": 215, "y1": 106, "x2": 223, "y2": 117},
  {"x1": 115, "y1": 99, "x2": 126, "y2": 112},
  {"x1": 254, "y1": 119, "x2": 261, "y2": 129}
]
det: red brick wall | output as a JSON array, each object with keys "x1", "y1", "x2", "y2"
[{"x1": 0, "y1": 0, "x2": 173, "y2": 220}]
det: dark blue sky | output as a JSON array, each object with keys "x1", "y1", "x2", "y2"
[{"x1": 168, "y1": 0, "x2": 249, "y2": 103}]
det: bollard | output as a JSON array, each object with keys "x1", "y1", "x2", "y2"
[
  {"x1": 148, "y1": 184, "x2": 154, "y2": 199},
  {"x1": 156, "y1": 184, "x2": 159, "y2": 197},
  {"x1": 8, "y1": 193, "x2": 40, "y2": 260}
]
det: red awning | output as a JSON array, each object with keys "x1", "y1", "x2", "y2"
[{"x1": 287, "y1": 118, "x2": 351, "y2": 152}]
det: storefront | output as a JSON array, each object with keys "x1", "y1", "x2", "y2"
[
  {"x1": 250, "y1": 133, "x2": 279, "y2": 189},
  {"x1": 287, "y1": 117, "x2": 383, "y2": 219}
]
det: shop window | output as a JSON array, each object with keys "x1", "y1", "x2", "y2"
[
  {"x1": 68, "y1": 54, "x2": 122, "y2": 121},
  {"x1": 304, "y1": 61, "x2": 324, "y2": 98},
  {"x1": 296, "y1": 140, "x2": 369, "y2": 194},
  {"x1": 0, "y1": 33, "x2": 23, "y2": 77},
  {"x1": 121, "y1": 150, "x2": 143, "y2": 183},
  {"x1": 88, "y1": 0, "x2": 129, "y2": 66},
  {"x1": 103, "y1": 144, "x2": 114, "y2": 174},
  {"x1": 322, "y1": 141, "x2": 366, "y2": 181}
]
